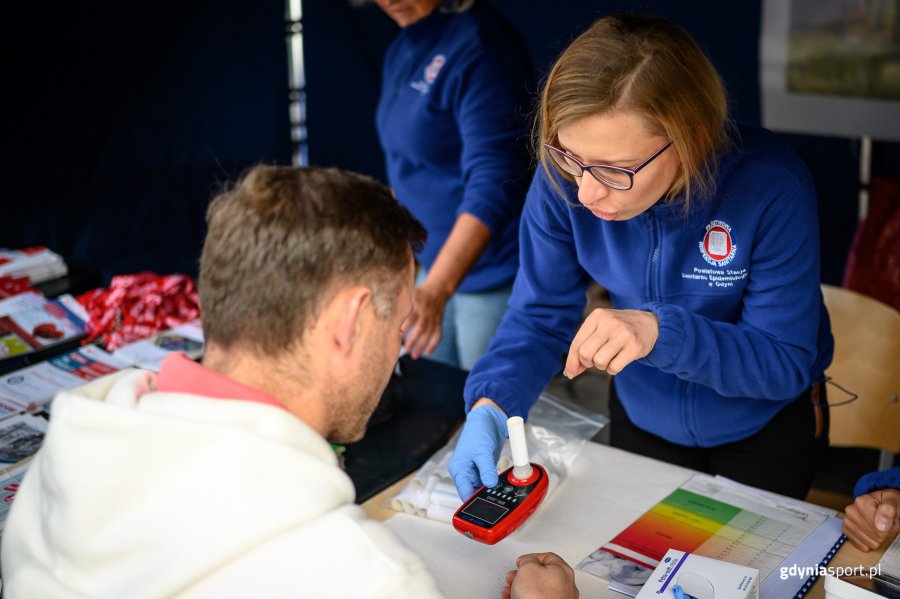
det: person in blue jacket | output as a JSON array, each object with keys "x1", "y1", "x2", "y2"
[
  {"x1": 449, "y1": 14, "x2": 835, "y2": 500},
  {"x1": 843, "y1": 467, "x2": 900, "y2": 551},
  {"x1": 373, "y1": 0, "x2": 532, "y2": 369}
]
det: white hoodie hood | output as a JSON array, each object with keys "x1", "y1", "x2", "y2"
[{"x1": 1, "y1": 369, "x2": 439, "y2": 598}]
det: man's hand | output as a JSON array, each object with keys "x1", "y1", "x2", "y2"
[
  {"x1": 403, "y1": 281, "x2": 450, "y2": 359},
  {"x1": 564, "y1": 308, "x2": 659, "y2": 378},
  {"x1": 502, "y1": 552, "x2": 579, "y2": 599},
  {"x1": 842, "y1": 488, "x2": 900, "y2": 551}
]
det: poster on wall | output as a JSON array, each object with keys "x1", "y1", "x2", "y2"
[{"x1": 761, "y1": 0, "x2": 900, "y2": 141}]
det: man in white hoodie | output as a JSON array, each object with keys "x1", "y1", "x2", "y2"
[{"x1": 1, "y1": 166, "x2": 577, "y2": 599}]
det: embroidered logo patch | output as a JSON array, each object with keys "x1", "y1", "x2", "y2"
[
  {"x1": 699, "y1": 220, "x2": 737, "y2": 267},
  {"x1": 424, "y1": 54, "x2": 446, "y2": 83}
]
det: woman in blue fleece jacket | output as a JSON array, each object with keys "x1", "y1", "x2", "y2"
[
  {"x1": 449, "y1": 14, "x2": 835, "y2": 500},
  {"x1": 374, "y1": 0, "x2": 532, "y2": 370}
]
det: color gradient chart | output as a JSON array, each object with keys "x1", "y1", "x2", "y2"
[{"x1": 601, "y1": 484, "x2": 815, "y2": 579}]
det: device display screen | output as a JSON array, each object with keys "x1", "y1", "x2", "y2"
[{"x1": 462, "y1": 498, "x2": 509, "y2": 525}]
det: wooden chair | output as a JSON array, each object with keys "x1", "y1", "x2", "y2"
[{"x1": 821, "y1": 284, "x2": 900, "y2": 470}]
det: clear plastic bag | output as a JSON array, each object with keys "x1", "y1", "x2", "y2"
[
  {"x1": 521, "y1": 391, "x2": 609, "y2": 477},
  {"x1": 387, "y1": 392, "x2": 608, "y2": 523}
]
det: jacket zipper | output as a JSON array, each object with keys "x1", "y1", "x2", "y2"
[
  {"x1": 648, "y1": 208, "x2": 696, "y2": 442},
  {"x1": 646, "y1": 208, "x2": 659, "y2": 301}
]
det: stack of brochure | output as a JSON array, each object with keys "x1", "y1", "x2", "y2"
[
  {"x1": 0, "y1": 345, "x2": 131, "y2": 416},
  {"x1": 0, "y1": 319, "x2": 205, "y2": 415},
  {"x1": 0, "y1": 414, "x2": 48, "y2": 464},
  {"x1": 0, "y1": 292, "x2": 88, "y2": 367},
  {"x1": 0, "y1": 276, "x2": 38, "y2": 300},
  {"x1": 112, "y1": 320, "x2": 204, "y2": 372},
  {"x1": 0, "y1": 460, "x2": 31, "y2": 536},
  {"x1": 0, "y1": 247, "x2": 68, "y2": 285}
]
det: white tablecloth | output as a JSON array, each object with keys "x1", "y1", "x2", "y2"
[{"x1": 385, "y1": 442, "x2": 696, "y2": 598}]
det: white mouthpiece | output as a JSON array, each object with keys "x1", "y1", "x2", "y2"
[{"x1": 507, "y1": 416, "x2": 532, "y2": 480}]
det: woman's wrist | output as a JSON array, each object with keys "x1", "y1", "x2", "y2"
[
  {"x1": 471, "y1": 397, "x2": 504, "y2": 413},
  {"x1": 418, "y1": 274, "x2": 454, "y2": 304}
]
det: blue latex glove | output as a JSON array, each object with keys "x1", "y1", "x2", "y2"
[{"x1": 448, "y1": 405, "x2": 509, "y2": 500}]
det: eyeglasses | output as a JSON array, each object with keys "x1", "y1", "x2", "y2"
[{"x1": 544, "y1": 141, "x2": 672, "y2": 191}]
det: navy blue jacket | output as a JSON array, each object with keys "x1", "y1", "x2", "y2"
[
  {"x1": 465, "y1": 125, "x2": 834, "y2": 447},
  {"x1": 376, "y1": 2, "x2": 532, "y2": 292},
  {"x1": 854, "y1": 467, "x2": 900, "y2": 498}
]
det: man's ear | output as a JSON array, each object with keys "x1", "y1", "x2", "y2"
[{"x1": 325, "y1": 285, "x2": 373, "y2": 358}]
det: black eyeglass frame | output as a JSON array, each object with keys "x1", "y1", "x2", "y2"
[{"x1": 543, "y1": 141, "x2": 673, "y2": 191}]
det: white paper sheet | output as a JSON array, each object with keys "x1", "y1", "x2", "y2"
[{"x1": 879, "y1": 532, "x2": 900, "y2": 578}]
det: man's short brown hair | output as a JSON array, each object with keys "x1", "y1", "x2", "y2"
[{"x1": 199, "y1": 165, "x2": 426, "y2": 354}]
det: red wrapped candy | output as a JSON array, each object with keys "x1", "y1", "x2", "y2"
[{"x1": 77, "y1": 272, "x2": 201, "y2": 351}]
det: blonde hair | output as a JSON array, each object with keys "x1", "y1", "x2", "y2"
[{"x1": 536, "y1": 14, "x2": 731, "y2": 210}]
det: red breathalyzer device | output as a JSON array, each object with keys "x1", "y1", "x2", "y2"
[{"x1": 452, "y1": 416, "x2": 549, "y2": 545}]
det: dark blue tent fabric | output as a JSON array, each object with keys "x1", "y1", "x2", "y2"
[
  {"x1": 4, "y1": 1, "x2": 292, "y2": 281},
  {"x1": 4, "y1": 1, "x2": 898, "y2": 285}
]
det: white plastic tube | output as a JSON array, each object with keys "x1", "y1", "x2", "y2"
[
  {"x1": 430, "y1": 489, "x2": 463, "y2": 509},
  {"x1": 507, "y1": 416, "x2": 532, "y2": 480},
  {"x1": 425, "y1": 504, "x2": 456, "y2": 524},
  {"x1": 434, "y1": 479, "x2": 458, "y2": 496}
]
